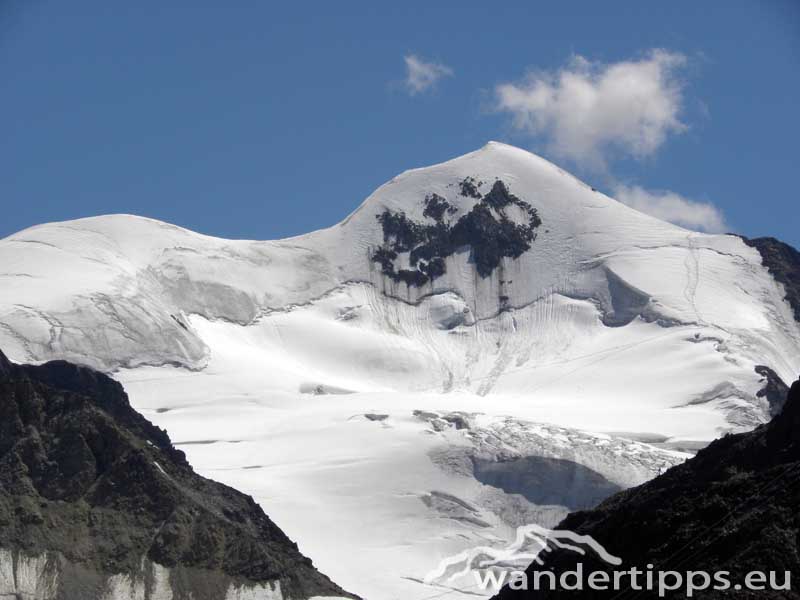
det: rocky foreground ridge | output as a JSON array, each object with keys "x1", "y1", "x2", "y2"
[{"x1": 0, "y1": 350, "x2": 352, "y2": 600}]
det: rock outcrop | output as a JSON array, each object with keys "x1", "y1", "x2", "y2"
[
  {"x1": 743, "y1": 236, "x2": 800, "y2": 323},
  {"x1": 373, "y1": 177, "x2": 542, "y2": 285}
]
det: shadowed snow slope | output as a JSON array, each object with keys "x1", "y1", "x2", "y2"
[{"x1": 0, "y1": 142, "x2": 798, "y2": 599}]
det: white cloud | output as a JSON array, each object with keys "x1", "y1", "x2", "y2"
[
  {"x1": 492, "y1": 50, "x2": 724, "y2": 232},
  {"x1": 495, "y1": 50, "x2": 687, "y2": 169},
  {"x1": 404, "y1": 54, "x2": 453, "y2": 95},
  {"x1": 613, "y1": 184, "x2": 728, "y2": 233}
]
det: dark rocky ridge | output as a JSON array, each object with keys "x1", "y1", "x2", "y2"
[
  {"x1": 0, "y1": 349, "x2": 352, "y2": 599},
  {"x1": 742, "y1": 236, "x2": 800, "y2": 324},
  {"x1": 494, "y1": 377, "x2": 800, "y2": 599},
  {"x1": 373, "y1": 178, "x2": 542, "y2": 286},
  {"x1": 756, "y1": 364, "x2": 790, "y2": 417}
]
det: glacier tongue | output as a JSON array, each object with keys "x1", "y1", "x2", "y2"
[
  {"x1": 117, "y1": 352, "x2": 686, "y2": 600},
  {"x1": 0, "y1": 142, "x2": 799, "y2": 599}
]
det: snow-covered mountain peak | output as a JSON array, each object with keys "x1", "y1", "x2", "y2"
[
  {"x1": 342, "y1": 140, "x2": 635, "y2": 227},
  {"x1": 2, "y1": 143, "x2": 800, "y2": 599},
  {"x1": 0, "y1": 142, "x2": 798, "y2": 418}
]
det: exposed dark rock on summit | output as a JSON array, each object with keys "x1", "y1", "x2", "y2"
[
  {"x1": 458, "y1": 176, "x2": 484, "y2": 199},
  {"x1": 373, "y1": 178, "x2": 542, "y2": 286},
  {"x1": 0, "y1": 349, "x2": 352, "y2": 599},
  {"x1": 494, "y1": 377, "x2": 800, "y2": 599}
]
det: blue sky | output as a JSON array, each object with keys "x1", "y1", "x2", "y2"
[{"x1": 2, "y1": 1, "x2": 799, "y2": 247}]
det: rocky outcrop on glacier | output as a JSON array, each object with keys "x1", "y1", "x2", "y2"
[
  {"x1": 0, "y1": 349, "x2": 351, "y2": 600},
  {"x1": 372, "y1": 178, "x2": 542, "y2": 285}
]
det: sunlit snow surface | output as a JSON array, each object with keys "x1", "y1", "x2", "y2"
[{"x1": 1, "y1": 143, "x2": 799, "y2": 599}]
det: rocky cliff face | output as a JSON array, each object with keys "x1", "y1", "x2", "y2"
[
  {"x1": 493, "y1": 377, "x2": 800, "y2": 599},
  {"x1": 743, "y1": 236, "x2": 800, "y2": 324},
  {"x1": 0, "y1": 350, "x2": 352, "y2": 600}
]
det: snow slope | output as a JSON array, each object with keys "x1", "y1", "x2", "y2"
[{"x1": 1, "y1": 142, "x2": 798, "y2": 599}]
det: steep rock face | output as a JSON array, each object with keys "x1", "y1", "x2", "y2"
[
  {"x1": 494, "y1": 378, "x2": 800, "y2": 599},
  {"x1": 0, "y1": 349, "x2": 351, "y2": 600},
  {"x1": 743, "y1": 236, "x2": 800, "y2": 323}
]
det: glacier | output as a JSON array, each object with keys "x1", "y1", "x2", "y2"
[{"x1": 1, "y1": 142, "x2": 798, "y2": 599}]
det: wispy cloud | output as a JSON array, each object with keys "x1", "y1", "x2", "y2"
[
  {"x1": 404, "y1": 54, "x2": 453, "y2": 95},
  {"x1": 495, "y1": 50, "x2": 688, "y2": 170},
  {"x1": 490, "y1": 50, "x2": 724, "y2": 233},
  {"x1": 613, "y1": 184, "x2": 728, "y2": 233}
]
